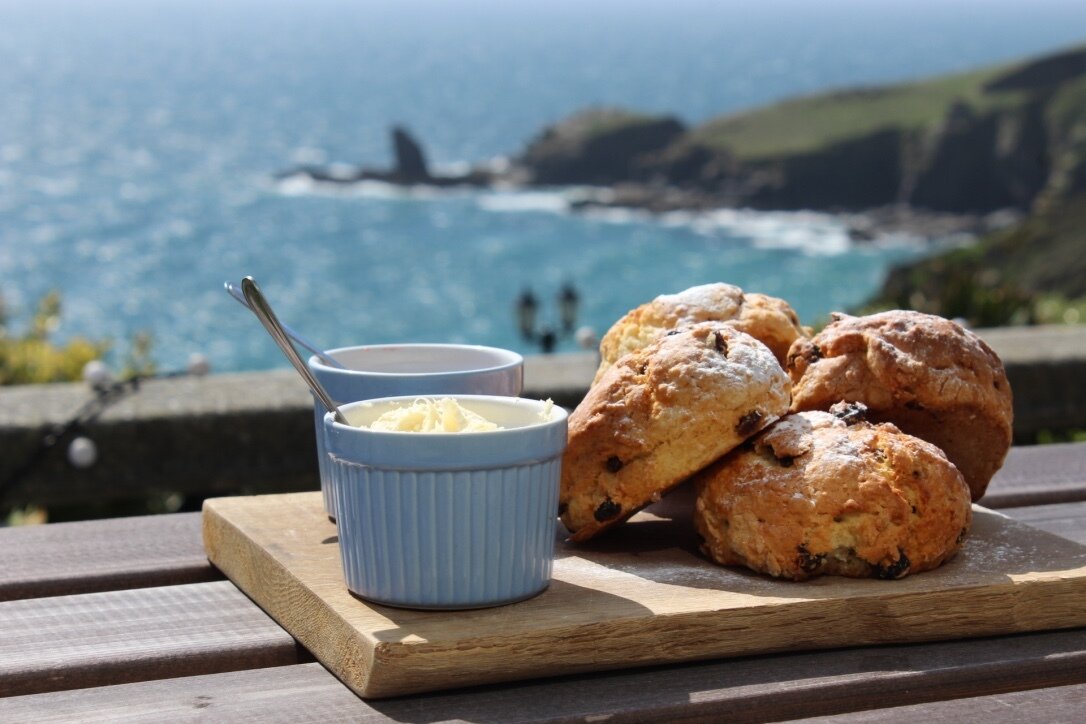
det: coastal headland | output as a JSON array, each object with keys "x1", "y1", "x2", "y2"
[{"x1": 278, "y1": 43, "x2": 1086, "y2": 323}]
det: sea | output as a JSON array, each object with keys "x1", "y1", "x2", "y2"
[{"x1": 3, "y1": 0, "x2": 1086, "y2": 374}]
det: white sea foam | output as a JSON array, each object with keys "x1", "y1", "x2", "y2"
[
  {"x1": 696, "y1": 208, "x2": 853, "y2": 256},
  {"x1": 476, "y1": 190, "x2": 570, "y2": 213},
  {"x1": 324, "y1": 163, "x2": 358, "y2": 181},
  {"x1": 271, "y1": 174, "x2": 472, "y2": 200},
  {"x1": 347, "y1": 180, "x2": 443, "y2": 199},
  {"x1": 432, "y1": 160, "x2": 471, "y2": 176},
  {"x1": 473, "y1": 189, "x2": 924, "y2": 256},
  {"x1": 579, "y1": 206, "x2": 653, "y2": 225},
  {"x1": 275, "y1": 174, "x2": 319, "y2": 196}
]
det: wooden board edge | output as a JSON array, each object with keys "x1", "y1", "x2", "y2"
[
  {"x1": 201, "y1": 499, "x2": 379, "y2": 698},
  {"x1": 358, "y1": 573, "x2": 1086, "y2": 698}
]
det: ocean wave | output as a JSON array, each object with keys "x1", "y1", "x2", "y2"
[
  {"x1": 692, "y1": 208, "x2": 853, "y2": 256},
  {"x1": 273, "y1": 174, "x2": 318, "y2": 196},
  {"x1": 474, "y1": 192, "x2": 875, "y2": 255},
  {"x1": 271, "y1": 174, "x2": 474, "y2": 200},
  {"x1": 578, "y1": 203, "x2": 655, "y2": 225},
  {"x1": 475, "y1": 190, "x2": 571, "y2": 213}
]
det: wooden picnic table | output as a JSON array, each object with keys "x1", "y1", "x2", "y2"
[{"x1": 1, "y1": 441, "x2": 1085, "y2": 722}]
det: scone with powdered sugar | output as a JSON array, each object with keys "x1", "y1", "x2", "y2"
[
  {"x1": 693, "y1": 403, "x2": 972, "y2": 581},
  {"x1": 560, "y1": 323, "x2": 791, "y2": 542},
  {"x1": 593, "y1": 282, "x2": 809, "y2": 385}
]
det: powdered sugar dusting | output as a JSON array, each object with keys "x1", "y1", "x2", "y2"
[
  {"x1": 656, "y1": 283, "x2": 742, "y2": 320},
  {"x1": 817, "y1": 437, "x2": 867, "y2": 468},
  {"x1": 657, "y1": 324, "x2": 783, "y2": 391},
  {"x1": 713, "y1": 328, "x2": 788, "y2": 392},
  {"x1": 759, "y1": 411, "x2": 854, "y2": 462},
  {"x1": 960, "y1": 509, "x2": 1047, "y2": 570}
]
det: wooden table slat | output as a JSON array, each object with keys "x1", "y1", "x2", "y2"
[
  {"x1": 4, "y1": 626, "x2": 1086, "y2": 723},
  {"x1": 789, "y1": 682, "x2": 1086, "y2": 723},
  {"x1": 999, "y1": 500, "x2": 1086, "y2": 545},
  {"x1": 0, "y1": 581, "x2": 302, "y2": 697},
  {"x1": 983, "y1": 441, "x2": 1086, "y2": 508},
  {"x1": 321, "y1": 627, "x2": 1086, "y2": 723},
  {"x1": 0, "y1": 512, "x2": 218, "y2": 602},
  {"x1": 0, "y1": 664, "x2": 369, "y2": 723}
]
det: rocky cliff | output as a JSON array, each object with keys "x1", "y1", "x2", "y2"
[
  {"x1": 517, "y1": 46, "x2": 1086, "y2": 217},
  {"x1": 517, "y1": 107, "x2": 685, "y2": 185}
]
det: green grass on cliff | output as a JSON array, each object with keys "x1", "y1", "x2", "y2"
[
  {"x1": 690, "y1": 65, "x2": 1023, "y2": 161},
  {"x1": 544, "y1": 107, "x2": 672, "y2": 143},
  {"x1": 580, "y1": 109, "x2": 665, "y2": 138}
]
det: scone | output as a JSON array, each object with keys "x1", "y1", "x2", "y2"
[
  {"x1": 693, "y1": 404, "x2": 973, "y2": 581},
  {"x1": 787, "y1": 310, "x2": 1013, "y2": 501},
  {"x1": 593, "y1": 282, "x2": 809, "y2": 384},
  {"x1": 560, "y1": 323, "x2": 791, "y2": 542}
]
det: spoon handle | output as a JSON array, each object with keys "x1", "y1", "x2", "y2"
[
  {"x1": 224, "y1": 281, "x2": 345, "y2": 369},
  {"x1": 241, "y1": 277, "x2": 349, "y2": 425}
]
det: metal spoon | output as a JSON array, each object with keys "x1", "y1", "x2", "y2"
[
  {"x1": 240, "y1": 276, "x2": 349, "y2": 425},
  {"x1": 224, "y1": 281, "x2": 345, "y2": 369}
]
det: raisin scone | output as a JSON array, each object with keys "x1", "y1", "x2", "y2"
[
  {"x1": 560, "y1": 323, "x2": 791, "y2": 542},
  {"x1": 787, "y1": 310, "x2": 1013, "y2": 501},
  {"x1": 593, "y1": 282, "x2": 809, "y2": 384},
  {"x1": 693, "y1": 404, "x2": 973, "y2": 581}
]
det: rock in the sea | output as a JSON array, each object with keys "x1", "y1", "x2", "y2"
[
  {"x1": 392, "y1": 126, "x2": 430, "y2": 182},
  {"x1": 277, "y1": 126, "x2": 498, "y2": 188},
  {"x1": 518, "y1": 107, "x2": 684, "y2": 185}
]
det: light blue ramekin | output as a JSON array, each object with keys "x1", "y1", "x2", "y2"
[
  {"x1": 307, "y1": 344, "x2": 523, "y2": 520},
  {"x1": 323, "y1": 395, "x2": 567, "y2": 610}
]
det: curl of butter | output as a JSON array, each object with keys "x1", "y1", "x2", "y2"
[{"x1": 367, "y1": 397, "x2": 502, "y2": 433}]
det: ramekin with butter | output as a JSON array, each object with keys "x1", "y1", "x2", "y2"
[{"x1": 321, "y1": 394, "x2": 568, "y2": 609}]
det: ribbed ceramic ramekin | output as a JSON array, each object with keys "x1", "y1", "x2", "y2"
[
  {"x1": 308, "y1": 344, "x2": 523, "y2": 520},
  {"x1": 323, "y1": 395, "x2": 567, "y2": 610}
]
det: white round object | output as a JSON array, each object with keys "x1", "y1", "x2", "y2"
[
  {"x1": 574, "y1": 326, "x2": 598, "y2": 350},
  {"x1": 67, "y1": 436, "x2": 98, "y2": 468},
  {"x1": 187, "y1": 352, "x2": 211, "y2": 376},
  {"x1": 82, "y1": 360, "x2": 113, "y2": 387}
]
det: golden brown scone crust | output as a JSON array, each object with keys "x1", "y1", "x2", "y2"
[
  {"x1": 594, "y1": 282, "x2": 809, "y2": 384},
  {"x1": 561, "y1": 323, "x2": 791, "y2": 542},
  {"x1": 787, "y1": 310, "x2": 1013, "y2": 501},
  {"x1": 693, "y1": 406, "x2": 973, "y2": 581}
]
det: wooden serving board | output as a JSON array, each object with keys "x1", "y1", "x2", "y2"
[{"x1": 202, "y1": 489, "x2": 1086, "y2": 699}]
